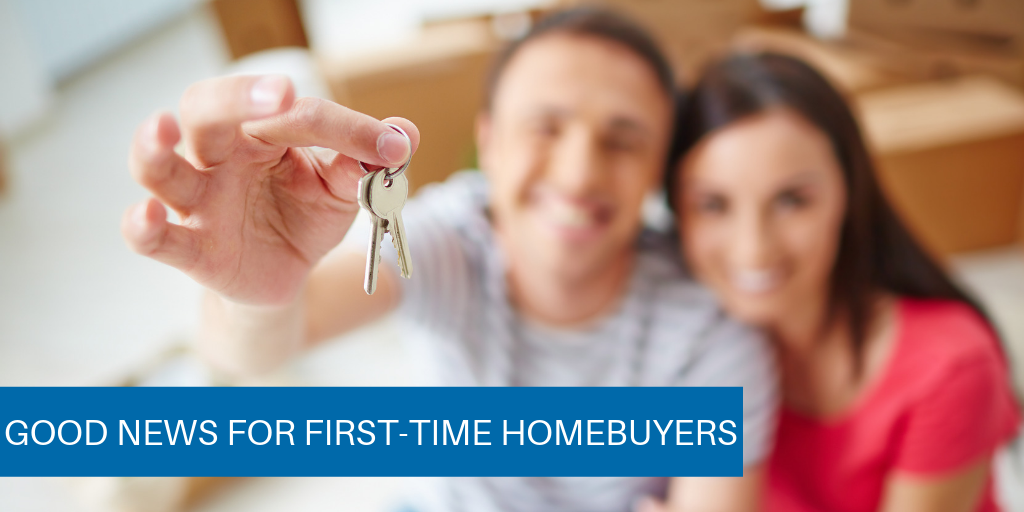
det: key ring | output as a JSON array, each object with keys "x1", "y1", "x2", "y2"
[{"x1": 358, "y1": 123, "x2": 411, "y2": 180}]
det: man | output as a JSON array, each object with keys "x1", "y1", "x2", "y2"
[{"x1": 122, "y1": 8, "x2": 775, "y2": 512}]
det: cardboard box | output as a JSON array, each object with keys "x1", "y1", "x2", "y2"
[
  {"x1": 855, "y1": 76, "x2": 1024, "y2": 255},
  {"x1": 319, "y1": 19, "x2": 499, "y2": 192},
  {"x1": 211, "y1": 0, "x2": 308, "y2": 60},
  {"x1": 848, "y1": 0, "x2": 1024, "y2": 45},
  {"x1": 846, "y1": 27, "x2": 1024, "y2": 89},
  {"x1": 731, "y1": 27, "x2": 909, "y2": 93}
]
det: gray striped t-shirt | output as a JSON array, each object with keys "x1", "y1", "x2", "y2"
[{"x1": 344, "y1": 171, "x2": 778, "y2": 512}]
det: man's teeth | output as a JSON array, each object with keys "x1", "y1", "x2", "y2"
[
  {"x1": 546, "y1": 202, "x2": 597, "y2": 228},
  {"x1": 731, "y1": 270, "x2": 781, "y2": 293}
]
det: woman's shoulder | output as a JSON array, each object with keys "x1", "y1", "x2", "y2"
[
  {"x1": 886, "y1": 298, "x2": 1020, "y2": 474},
  {"x1": 896, "y1": 296, "x2": 1003, "y2": 370}
]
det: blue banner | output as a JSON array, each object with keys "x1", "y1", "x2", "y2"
[{"x1": 0, "y1": 387, "x2": 742, "y2": 477}]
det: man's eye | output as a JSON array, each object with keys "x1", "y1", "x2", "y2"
[
  {"x1": 531, "y1": 121, "x2": 560, "y2": 137},
  {"x1": 696, "y1": 196, "x2": 727, "y2": 214}
]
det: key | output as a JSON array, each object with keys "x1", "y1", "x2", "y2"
[
  {"x1": 368, "y1": 170, "x2": 413, "y2": 279},
  {"x1": 358, "y1": 170, "x2": 386, "y2": 295},
  {"x1": 357, "y1": 122, "x2": 412, "y2": 295}
]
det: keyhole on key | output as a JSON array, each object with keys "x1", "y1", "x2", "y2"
[{"x1": 384, "y1": 178, "x2": 394, "y2": 188}]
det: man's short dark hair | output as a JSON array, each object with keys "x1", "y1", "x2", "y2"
[{"x1": 484, "y1": 6, "x2": 675, "y2": 110}]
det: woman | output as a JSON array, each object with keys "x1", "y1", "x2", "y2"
[{"x1": 665, "y1": 53, "x2": 1021, "y2": 511}]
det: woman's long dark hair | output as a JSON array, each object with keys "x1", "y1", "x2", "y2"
[{"x1": 666, "y1": 53, "x2": 1005, "y2": 372}]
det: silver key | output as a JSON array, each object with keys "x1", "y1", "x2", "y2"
[
  {"x1": 368, "y1": 170, "x2": 413, "y2": 279},
  {"x1": 358, "y1": 171, "x2": 387, "y2": 294},
  {"x1": 357, "y1": 122, "x2": 413, "y2": 295}
]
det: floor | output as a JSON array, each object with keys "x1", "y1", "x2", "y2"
[{"x1": 1, "y1": 5, "x2": 1023, "y2": 512}]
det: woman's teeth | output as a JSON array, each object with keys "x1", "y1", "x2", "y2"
[{"x1": 731, "y1": 269, "x2": 782, "y2": 293}]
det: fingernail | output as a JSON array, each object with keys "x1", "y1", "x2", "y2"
[
  {"x1": 250, "y1": 75, "x2": 289, "y2": 113},
  {"x1": 377, "y1": 131, "x2": 410, "y2": 165},
  {"x1": 132, "y1": 201, "x2": 149, "y2": 228},
  {"x1": 141, "y1": 115, "x2": 161, "y2": 155}
]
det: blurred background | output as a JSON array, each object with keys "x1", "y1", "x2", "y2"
[{"x1": 0, "y1": 0, "x2": 1023, "y2": 510}]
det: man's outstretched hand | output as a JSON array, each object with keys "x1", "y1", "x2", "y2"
[{"x1": 121, "y1": 75, "x2": 420, "y2": 305}]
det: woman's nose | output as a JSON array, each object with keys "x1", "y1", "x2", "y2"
[{"x1": 730, "y1": 209, "x2": 776, "y2": 269}]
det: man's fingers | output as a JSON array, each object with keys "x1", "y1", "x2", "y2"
[
  {"x1": 380, "y1": 116, "x2": 421, "y2": 163},
  {"x1": 304, "y1": 116, "x2": 422, "y2": 202},
  {"x1": 244, "y1": 97, "x2": 420, "y2": 168},
  {"x1": 315, "y1": 151, "x2": 371, "y2": 201},
  {"x1": 130, "y1": 112, "x2": 208, "y2": 213},
  {"x1": 179, "y1": 75, "x2": 295, "y2": 167},
  {"x1": 121, "y1": 198, "x2": 200, "y2": 272}
]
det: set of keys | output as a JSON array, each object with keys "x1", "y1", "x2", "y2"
[{"x1": 357, "y1": 124, "x2": 413, "y2": 295}]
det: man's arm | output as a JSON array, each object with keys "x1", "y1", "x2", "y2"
[
  {"x1": 196, "y1": 252, "x2": 401, "y2": 377},
  {"x1": 644, "y1": 309, "x2": 776, "y2": 511},
  {"x1": 122, "y1": 75, "x2": 418, "y2": 378}
]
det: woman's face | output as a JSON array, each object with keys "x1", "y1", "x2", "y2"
[{"x1": 676, "y1": 109, "x2": 847, "y2": 327}]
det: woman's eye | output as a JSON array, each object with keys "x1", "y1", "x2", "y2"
[
  {"x1": 775, "y1": 190, "x2": 808, "y2": 210},
  {"x1": 601, "y1": 136, "x2": 641, "y2": 153}
]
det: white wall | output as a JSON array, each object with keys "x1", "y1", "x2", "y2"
[
  {"x1": 13, "y1": 0, "x2": 205, "y2": 82},
  {"x1": 0, "y1": 0, "x2": 205, "y2": 138},
  {"x1": 759, "y1": 0, "x2": 849, "y2": 39},
  {"x1": 300, "y1": 0, "x2": 554, "y2": 61},
  {"x1": 0, "y1": 0, "x2": 52, "y2": 137}
]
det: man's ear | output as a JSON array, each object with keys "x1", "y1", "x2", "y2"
[{"x1": 475, "y1": 111, "x2": 493, "y2": 174}]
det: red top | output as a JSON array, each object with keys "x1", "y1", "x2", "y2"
[{"x1": 767, "y1": 298, "x2": 1021, "y2": 512}]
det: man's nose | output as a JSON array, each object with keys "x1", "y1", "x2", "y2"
[{"x1": 546, "y1": 127, "x2": 603, "y2": 195}]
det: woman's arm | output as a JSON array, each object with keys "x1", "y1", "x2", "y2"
[
  {"x1": 636, "y1": 465, "x2": 764, "y2": 512},
  {"x1": 878, "y1": 459, "x2": 990, "y2": 512}
]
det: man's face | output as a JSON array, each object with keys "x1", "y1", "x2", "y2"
[{"x1": 478, "y1": 34, "x2": 672, "y2": 285}]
